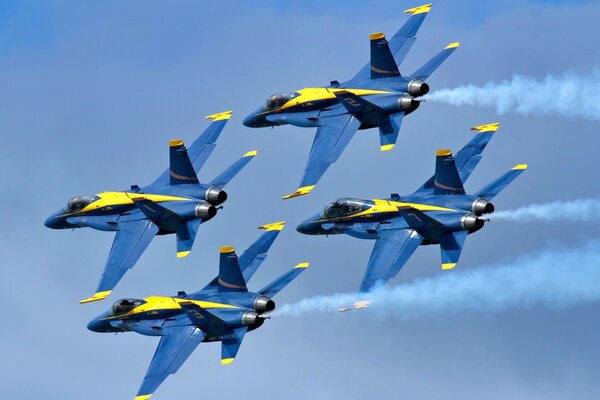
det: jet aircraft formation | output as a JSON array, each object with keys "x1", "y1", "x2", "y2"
[{"x1": 45, "y1": 4, "x2": 528, "y2": 399}]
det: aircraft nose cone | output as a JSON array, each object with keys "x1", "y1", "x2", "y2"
[
  {"x1": 44, "y1": 213, "x2": 60, "y2": 229},
  {"x1": 296, "y1": 222, "x2": 308, "y2": 234},
  {"x1": 87, "y1": 319, "x2": 101, "y2": 332},
  {"x1": 243, "y1": 114, "x2": 256, "y2": 127}
]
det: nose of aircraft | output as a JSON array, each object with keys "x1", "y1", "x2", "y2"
[
  {"x1": 44, "y1": 211, "x2": 62, "y2": 229},
  {"x1": 243, "y1": 112, "x2": 260, "y2": 128},
  {"x1": 87, "y1": 317, "x2": 103, "y2": 332},
  {"x1": 87, "y1": 312, "x2": 114, "y2": 333},
  {"x1": 296, "y1": 222, "x2": 308, "y2": 234}
]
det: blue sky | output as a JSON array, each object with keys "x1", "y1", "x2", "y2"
[{"x1": 1, "y1": 1, "x2": 599, "y2": 399}]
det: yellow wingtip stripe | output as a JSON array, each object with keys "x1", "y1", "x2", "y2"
[
  {"x1": 80, "y1": 290, "x2": 112, "y2": 304},
  {"x1": 221, "y1": 358, "x2": 235, "y2": 365},
  {"x1": 294, "y1": 262, "x2": 310, "y2": 269},
  {"x1": 404, "y1": 3, "x2": 432, "y2": 14},
  {"x1": 259, "y1": 221, "x2": 286, "y2": 231},
  {"x1": 169, "y1": 139, "x2": 184, "y2": 147},
  {"x1": 380, "y1": 144, "x2": 395, "y2": 152},
  {"x1": 445, "y1": 42, "x2": 460, "y2": 49},
  {"x1": 512, "y1": 164, "x2": 528, "y2": 170},
  {"x1": 243, "y1": 150, "x2": 258, "y2": 157},
  {"x1": 135, "y1": 395, "x2": 152, "y2": 400},
  {"x1": 436, "y1": 149, "x2": 452, "y2": 157},
  {"x1": 177, "y1": 251, "x2": 190, "y2": 259},
  {"x1": 370, "y1": 32, "x2": 385, "y2": 40},
  {"x1": 471, "y1": 122, "x2": 500, "y2": 133},
  {"x1": 283, "y1": 185, "x2": 315, "y2": 199},
  {"x1": 205, "y1": 110, "x2": 233, "y2": 121},
  {"x1": 220, "y1": 246, "x2": 235, "y2": 254},
  {"x1": 442, "y1": 263, "x2": 457, "y2": 270}
]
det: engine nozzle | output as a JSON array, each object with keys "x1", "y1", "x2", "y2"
[
  {"x1": 397, "y1": 95, "x2": 421, "y2": 113},
  {"x1": 205, "y1": 186, "x2": 228, "y2": 205},
  {"x1": 194, "y1": 202, "x2": 217, "y2": 219},
  {"x1": 253, "y1": 296, "x2": 275, "y2": 314},
  {"x1": 242, "y1": 311, "x2": 265, "y2": 328},
  {"x1": 461, "y1": 213, "x2": 485, "y2": 231},
  {"x1": 407, "y1": 79, "x2": 430, "y2": 97},
  {"x1": 472, "y1": 199, "x2": 495, "y2": 216}
]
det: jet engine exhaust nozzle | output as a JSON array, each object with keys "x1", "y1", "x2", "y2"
[
  {"x1": 205, "y1": 186, "x2": 228, "y2": 205},
  {"x1": 397, "y1": 95, "x2": 421, "y2": 113},
  {"x1": 253, "y1": 296, "x2": 275, "y2": 314},
  {"x1": 407, "y1": 79, "x2": 430, "y2": 97},
  {"x1": 461, "y1": 213, "x2": 485, "y2": 231},
  {"x1": 195, "y1": 202, "x2": 217, "y2": 219},
  {"x1": 242, "y1": 311, "x2": 265, "y2": 328},
  {"x1": 472, "y1": 199, "x2": 495, "y2": 216}
]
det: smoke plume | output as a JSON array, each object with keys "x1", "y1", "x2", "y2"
[{"x1": 491, "y1": 198, "x2": 600, "y2": 222}]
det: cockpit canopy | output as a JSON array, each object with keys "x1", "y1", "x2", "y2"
[
  {"x1": 64, "y1": 195, "x2": 95, "y2": 213},
  {"x1": 320, "y1": 198, "x2": 373, "y2": 219},
  {"x1": 109, "y1": 298, "x2": 145, "y2": 317},
  {"x1": 262, "y1": 92, "x2": 299, "y2": 111}
]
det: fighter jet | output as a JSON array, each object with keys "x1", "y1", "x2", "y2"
[
  {"x1": 45, "y1": 111, "x2": 257, "y2": 303},
  {"x1": 296, "y1": 123, "x2": 527, "y2": 293},
  {"x1": 243, "y1": 3, "x2": 458, "y2": 199},
  {"x1": 87, "y1": 222, "x2": 308, "y2": 400}
]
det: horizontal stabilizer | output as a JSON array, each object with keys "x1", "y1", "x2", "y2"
[
  {"x1": 131, "y1": 197, "x2": 179, "y2": 224},
  {"x1": 397, "y1": 206, "x2": 443, "y2": 231},
  {"x1": 169, "y1": 140, "x2": 200, "y2": 185},
  {"x1": 259, "y1": 263, "x2": 309, "y2": 298},
  {"x1": 209, "y1": 150, "x2": 257, "y2": 189},
  {"x1": 175, "y1": 219, "x2": 200, "y2": 258},
  {"x1": 179, "y1": 302, "x2": 229, "y2": 333},
  {"x1": 378, "y1": 113, "x2": 405, "y2": 151},
  {"x1": 475, "y1": 164, "x2": 528, "y2": 201},
  {"x1": 433, "y1": 150, "x2": 466, "y2": 195},
  {"x1": 410, "y1": 42, "x2": 459, "y2": 81},
  {"x1": 439, "y1": 230, "x2": 468, "y2": 270},
  {"x1": 221, "y1": 327, "x2": 248, "y2": 365},
  {"x1": 370, "y1": 33, "x2": 401, "y2": 79},
  {"x1": 218, "y1": 246, "x2": 248, "y2": 292},
  {"x1": 334, "y1": 90, "x2": 383, "y2": 124}
]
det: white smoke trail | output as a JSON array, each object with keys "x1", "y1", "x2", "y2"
[
  {"x1": 277, "y1": 241, "x2": 600, "y2": 318},
  {"x1": 491, "y1": 198, "x2": 600, "y2": 222},
  {"x1": 425, "y1": 71, "x2": 600, "y2": 120}
]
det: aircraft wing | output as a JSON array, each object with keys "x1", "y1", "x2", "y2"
[
  {"x1": 359, "y1": 228, "x2": 423, "y2": 293},
  {"x1": 136, "y1": 326, "x2": 206, "y2": 400},
  {"x1": 284, "y1": 115, "x2": 361, "y2": 199},
  {"x1": 80, "y1": 218, "x2": 159, "y2": 303}
]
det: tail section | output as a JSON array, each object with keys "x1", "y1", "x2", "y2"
[
  {"x1": 169, "y1": 140, "x2": 200, "y2": 185},
  {"x1": 221, "y1": 327, "x2": 248, "y2": 365},
  {"x1": 439, "y1": 230, "x2": 468, "y2": 270},
  {"x1": 433, "y1": 150, "x2": 466, "y2": 195},
  {"x1": 209, "y1": 150, "x2": 257, "y2": 189},
  {"x1": 218, "y1": 246, "x2": 248, "y2": 293},
  {"x1": 259, "y1": 262, "x2": 309, "y2": 298},
  {"x1": 410, "y1": 42, "x2": 459, "y2": 81},
  {"x1": 378, "y1": 113, "x2": 404, "y2": 152},
  {"x1": 175, "y1": 220, "x2": 200, "y2": 258},
  {"x1": 475, "y1": 164, "x2": 528, "y2": 201},
  {"x1": 370, "y1": 33, "x2": 401, "y2": 79}
]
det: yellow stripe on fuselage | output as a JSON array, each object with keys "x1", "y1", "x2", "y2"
[
  {"x1": 101, "y1": 296, "x2": 239, "y2": 321},
  {"x1": 317, "y1": 199, "x2": 457, "y2": 223},
  {"x1": 79, "y1": 192, "x2": 191, "y2": 213}
]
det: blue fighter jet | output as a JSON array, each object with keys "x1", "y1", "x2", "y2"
[
  {"x1": 45, "y1": 111, "x2": 257, "y2": 303},
  {"x1": 87, "y1": 222, "x2": 308, "y2": 400},
  {"x1": 296, "y1": 123, "x2": 527, "y2": 294},
  {"x1": 243, "y1": 4, "x2": 458, "y2": 199}
]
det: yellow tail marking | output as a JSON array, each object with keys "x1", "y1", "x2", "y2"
[
  {"x1": 259, "y1": 221, "x2": 286, "y2": 231},
  {"x1": 370, "y1": 32, "x2": 385, "y2": 40},
  {"x1": 221, "y1": 358, "x2": 235, "y2": 365},
  {"x1": 169, "y1": 139, "x2": 184, "y2": 147},
  {"x1": 436, "y1": 149, "x2": 452, "y2": 156},
  {"x1": 471, "y1": 122, "x2": 500, "y2": 133},
  {"x1": 220, "y1": 246, "x2": 235, "y2": 254},
  {"x1": 80, "y1": 290, "x2": 112, "y2": 304},
  {"x1": 404, "y1": 4, "x2": 432, "y2": 14},
  {"x1": 205, "y1": 110, "x2": 233, "y2": 121},
  {"x1": 135, "y1": 395, "x2": 152, "y2": 400},
  {"x1": 294, "y1": 262, "x2": 310, "y2": 269},
  {"x1": 442, "y1": 263, "x2": 457, "y2": 270},
  {"x1": 445, "y1": 42, "x2": 460, "y2": 49},
  {"x1": 177, "y1": 251, "x2": 190, "y2": 259},
  {"x1": 283, "y1": 185, "x2": 315, "y2": 200},
  {"x1": 380, "y1": 144, "x2": 395, "y2": 152},
  {"x1": 512, "y1": 164, "x2": 528, "y2": 170},
  {"x1": 243, "y1": 150, "x2": 258, "y2": 157}
]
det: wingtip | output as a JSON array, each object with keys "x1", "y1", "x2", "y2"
[
  {"x1": 441, "y1": 263, "x2": 457, "y2": 270},
  {"x1": 169, "y1": 139, "x2": 184, "y2": 147},
  {"x1": 512, "y1": 164, "x2": 528, "y2": 171},
  {"x1": 436, "y1": 149, "x2": 452, "y2": 157},
  {"x1": 445, "y1": 42, "x2": 460, "y2": 49},
  {"x1": 176, "y1": 251, "x2": 190, "y2": 259},
  {"x1": 283, "y1": 185, "x2": 315, "y2": 199},
  {"x1": 80, "y1": 290, "x2": 112, "y2": 304},
  {"x1": 471, "y1": 122, "x2": 500, "y2": 133},
  {"x1": 294, "y1": 262, "x2": 310, "y2": 269},
  {"x1": 380, "y1": 144, "x2": 395, "y2": 152},
  {"x1": 220, "y1": 246, "x2": 235, "y2": 254},
  {"x1": 259, "y1": 221, "x2": 286, "y2": 231},
  {"x1": 404, "y1": 3, "x2": 432, "y2": 14},
  {"x1": 243, "y1": 150, "x2": 258, "y2": 157},
  {"x1": 205, "y1": 110, "x2": 233, "y2": 121},
  {"x1": 221, "y1": 358, "x2": 235, "y2": 365},
  {"x1": 135, "y1": 395, "x2": 152, "y2": 400},
  {"x1": 370, "y1": 32, "x2": 385, "y2": 40}
]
